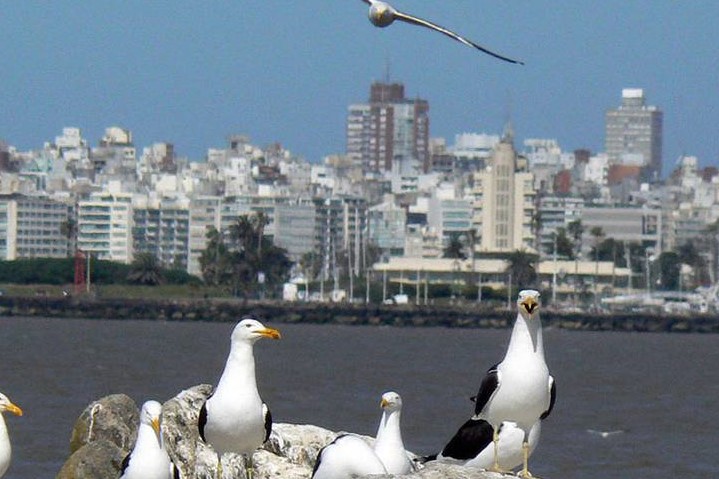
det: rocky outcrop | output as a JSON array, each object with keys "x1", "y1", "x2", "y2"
[
  {"x1": 67, "y1": 393, "x2": 139, "y2": 454},
  {"x1": 56, "y1": 440, "x2": 127, "y2": 479},
  {"x1": 57, "y1": 386, "x2": 522, "y2": 479}
]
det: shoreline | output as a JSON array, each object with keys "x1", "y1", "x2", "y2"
[{"x1": 1, "y1": 296, "x2": 718, "y2": 333}]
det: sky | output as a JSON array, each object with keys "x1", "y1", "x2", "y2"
[{"x1": 0, "y1": 1, "x2": 717, "y2": 176}]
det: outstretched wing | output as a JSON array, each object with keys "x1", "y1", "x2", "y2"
[
  {"x1": 392, "y1": 9, "x2": 523, "y2": 64},
  {"x1": 439, "y1": 417, "x2": 494, "y2": 461},
  {"x1": 474, "y1": 363, "x2": 501, "y2": 416}
]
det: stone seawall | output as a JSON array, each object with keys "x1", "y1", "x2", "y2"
[{"x1": 1, "y1": 296, "x2": 718, "y2": 333}]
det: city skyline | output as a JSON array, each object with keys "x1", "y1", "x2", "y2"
[{"x1": 1, "y1": 1, "x2": 717, "y2": 174}]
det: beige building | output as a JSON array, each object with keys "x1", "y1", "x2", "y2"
[{"x1": 472, "y1": 128, "x2": 536, "y2": 254}]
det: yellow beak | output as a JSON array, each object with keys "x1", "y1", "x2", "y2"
[
  {"x1": 260, "y1": 327, "x2": 281, "y2": 340},
  {"x1": 522, "y1": 298, "x2": 539, "y2": 315},
  {"x1": 151, "y1": 418, "x2": 160, "y2": 435},
  {"x1": 5, "y1": 402, "x2": 23, "y2": 417}
]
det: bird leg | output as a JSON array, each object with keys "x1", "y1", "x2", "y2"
[
  {"x1": 518, "y1": 441, "x2": 533, "y2": 478},
  {"x1": 216, "y1": 455, "x2": 223, "y2": 479},
  {"x1": 488, "y1": 427, "x2": 509, "y2": 473},
  {"x1": 245, "y1": 454, "x2": 255, "y2": 479}
]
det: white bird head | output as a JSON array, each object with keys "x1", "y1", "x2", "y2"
[
  {"x1": 368, "y1": 1, "x2": 396, "y2": 27},
  {"x1": 232, "y1": 317, "x2": 282, "y2": 344},
  {"x1": 517, "y1": 289, "x2": 541, "y2": 320},
  {"x1": 139, "y1": 400, "x2": 162, "y2": 436},
  {"x1": 380, "y1": 391, "x2": 402, "y2": 412},
  {"x1": 0, "y1": 393, "x2": 22, "y2": 417}
]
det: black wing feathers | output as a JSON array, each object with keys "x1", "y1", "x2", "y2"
[
  {"x1": 120, "y1": 452, "x2": 131, "y2": 476},
  {"x1": 541, "y1": 377, "x2": 557, "y2": 420},
  {"x1": 312, "y1": 434, "x2": 349, "y2": 478},
  {"x1": 198, "y1": 401, "x2": 208, "y2": 443},
  {"x1": 263, "y1": 404, "x2": 273, "y2": 443},
  {"x1": 440, "y1": 418, "x2": 494, "y2": 460},
  {"x1": 474, "y1": 363, "x2": 500, "y2": 416}
]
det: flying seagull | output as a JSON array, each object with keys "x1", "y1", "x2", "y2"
[
  {"x1": 198, "y1": 317, "x2": 281, "y2": 479},
  {"x1": 472, "y1": 290, "x2": 555, "y2": 478},
  {"x1": 587, "y1": 429, "x2": 626, "y2": 438},
  {"x1": 359, "y1": 0, "x2": 523, "y2": 65}
]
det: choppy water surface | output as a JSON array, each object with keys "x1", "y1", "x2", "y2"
[{"x1": 0, "y1": 316, "x2": 717, "y2": 478}]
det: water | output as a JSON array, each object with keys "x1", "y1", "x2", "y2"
[{"x1": 0, "y1": 316, "x2": 717, "y2": 478}]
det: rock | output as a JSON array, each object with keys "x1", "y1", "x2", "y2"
[
  {"x1": 161, "y1": 384, "x2": 247, "y2": 479},
  {"x1": 59, "y1": 386, "x2": 526, "y2": 479},
  {"x1": 55, "y1": 440, "x2": 126, "y2": 479},
  {"x1": 68, "y1": 394, "x2": 138, "y2": 454}
]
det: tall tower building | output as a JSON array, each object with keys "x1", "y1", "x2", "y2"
[
  {"x1": 472, "y1": 125, "x2": 536, "y2": 253},
  {"x1": 605, "y1": 88, "x2": 663, "y2": 180},
  {"x1": 346, "y1": 81, "x2": 429, "y2": 175}
]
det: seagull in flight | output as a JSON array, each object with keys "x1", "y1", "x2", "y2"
[
  {"x1": 587, "y1": 429, "x2": 626, "y2": 438},
  {"x1": 359, "y1": 0, "x2": 523, "y2": 65}
]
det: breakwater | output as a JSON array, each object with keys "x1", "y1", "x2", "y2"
[{"x1": 0, "y1": 296, "x2": 718, "y2": 333}]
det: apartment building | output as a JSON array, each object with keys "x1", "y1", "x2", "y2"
[
  {"x1": 606, "y1": 88, "x2": 663, "y2": 180},
  {"x1": 77, "y1": 192, "x2": 133, "y2": 263},
  {"x1": 347, "y1": 81, "x2": 429, "y2": 174},
  {"x1": 472, "y1": 127, "x2": 536, "y2": 254},
  {"x1": 132, "y1": 196, "x2": 191, "y2": 269},
  {"x1": 0, "y1": 193, "x2": 71, "y2": 260}
]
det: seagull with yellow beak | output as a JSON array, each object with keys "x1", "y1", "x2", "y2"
[
  {"x1": 120, "y1": 400, "x2": 176, "y2": 479},
  {"x1": 199, "y1": 317, "x2": 281, "y2": 479},
  {"x1": 0, "y1": 393, "x2": 22, "y2": 478},
  {"x1": 471, "y1": 290, "x2": 556, "y2": 478}
]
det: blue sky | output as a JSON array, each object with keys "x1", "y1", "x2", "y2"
[{"x1": 0, "y1": 1, "x2": 717, "y2": 175}]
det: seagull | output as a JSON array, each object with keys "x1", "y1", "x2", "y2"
[
  {"x1": 198, "y1": 317, "x2": 281, "y2": 479},
  {"x1": 374, "y1": 391, "x2": 413, "y2": 474},
  {"x1": 120, "y1": 400, "x2": 176, "y2": 479},
  {"x1": 0, "y1": 393, "x2": 22, "y2": 478},
  {"x1": 428, "y1": 419, "x2": 541, "y2": 472},
  {"x1": 587, "y1": 429, "x2": 625, "y2": 438},
  {"x1": 472, "y1": 289, "x2": 556, "y2": 478},
  {"x1": 359, "y1": 0, "x2": 523, "y2": 65},
  {"x1": 312, "y1": 434, "x2": 387, "y2": 479}
]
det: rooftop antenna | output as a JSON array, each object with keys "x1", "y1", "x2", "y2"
[
  {"x1": 502, "y1": 89, "x2": 515, "y2": 143},
  {"x1": 384, "y1": 54, "x2": 391, "y2": 84}
]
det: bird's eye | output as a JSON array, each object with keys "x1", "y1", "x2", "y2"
[{"x1": 245, "y1": 323, "x2": 252, "y2": 328}]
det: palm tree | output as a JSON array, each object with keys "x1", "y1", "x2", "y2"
[
  {"x1": 567, "y1": 219, "x2": 584, "y2": 302},
  {"x1": 228, "y1": 216, "x2": 256, "y2": 252},
  {"x1": 59, "y1": 218, "x2": 77, "y2": 257},
  {"x1": 127, "y1": 252, "x2": 164, "y2": 286},
  {"x1": 589, "y1": 226, "x2": 605, "y2": 308},
  {"x1": 443, "y1": 235, "x2": 467, "y2": 260},
  {"x1": 505, "y1": 250, "x2": 537, "y2": 291},
  {"x1": 199, "y1": 227, "x2": 231, "y2": 286},
  {"x1": 706, "y1": 219, "x2": 719, "y2": 284}
]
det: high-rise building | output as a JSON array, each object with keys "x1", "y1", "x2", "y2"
[
  {"x1": 0, "y1": 194, "x2": 71, "y2": 260},
  {"x1": 472, "y1": 126, "x2": 536, "y2": 253},
  {"x1": 132, "y1": 196, "x2": 191, "y2": 270},
  {"x1": 605, "y1": 88, "x2": 663, "y2": 180},
  {"x1": 346, "y1": 81, "x2": 429, "y2": 175},
  {"x1": 77, "y1": 192, "x2": 133, "y2": 263}
]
